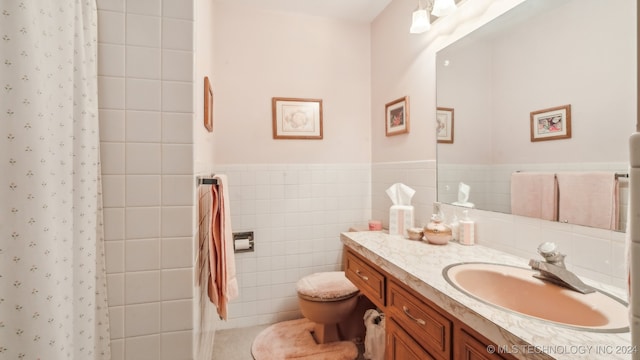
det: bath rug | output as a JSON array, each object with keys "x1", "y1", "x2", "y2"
[{"x1": 251, "y1": 318, "x2": 358, "y2": 360}]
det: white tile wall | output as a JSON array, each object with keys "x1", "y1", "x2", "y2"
[
  {"x1": 371, "y1": 160, "x2": 437, "y2": 230},
  {"x1": 438, "y1": 162, "x2": 629, "y2": 231},
  {"x1": 373, "y1": 160, "x2": 628, "y2": 288},
  {"x1": 98, "y1": 1, "x2": 195, "y2": 359},
  {"x1": 160, "y1": 331, "x2": 193, "y2": 360},
  {"x1": 212, "y1": 163, "x2": 372, "y2": 329},
  {"x1": 162, "y1": 0, "x2": 194, "y2": 20},
  {"x1": 125, "y1": 335, "x2": 161, "y2": 360},
  {"x1": 126, "y1": 111, "x2": 162, "y2": 142}
]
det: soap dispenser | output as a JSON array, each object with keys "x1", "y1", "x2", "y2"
[{"x1": 459, "y1": 210, "x2": 475, "y2": 246}]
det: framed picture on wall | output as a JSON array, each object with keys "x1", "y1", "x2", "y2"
[
  {"x1": 530, "y1": 104, "x2": 571, "y2": 142},
  {"x1": 436, "y1": 107, "x2": 454, "y2": 143},
  {"x1": 385, "y1": 96, "x2": 410, "y2": 136},
  {"x1": 272, "y1": 97, "x2": 323, "y2": 139},
  {"x1": 204, "y1": 76, "x2": 213, "y2": 132}
]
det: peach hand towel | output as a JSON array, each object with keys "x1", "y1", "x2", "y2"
[
  {"x1": 197, "y1": 184, "x2": 215, "y2": 294},
  {"x1": 209, "y1": 174, "x2": 239, "y2": 320},
  {"x1": 510, "y1": 172, "x2": 558, "y2": 221},
  {"x1": 196, "y1": 183, "x2": 218, "y2": 356},
  {"x1": 556, "y1": 172, "x2": 619, "y2": 230}
]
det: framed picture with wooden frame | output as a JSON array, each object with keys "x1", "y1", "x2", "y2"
[
  {"x1": 530, "y1": 104, "x2": 571, "y2": 142},
  {"x1": 272, "y1": 97, "x2": 323, "y2": 139},
  {"x1": 204, "y1": 76, "x2": 213, "y2": 132},
  {"x1": 436, "y1": 107, "x2": 454, "y2": 143},
  {"x1": 385, "y1": 96, "x2": 410, "y2": 136}
]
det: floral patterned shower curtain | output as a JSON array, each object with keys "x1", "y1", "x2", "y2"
[{"x1": 0, "y1": 1, "x2": 111, "y2": 359}]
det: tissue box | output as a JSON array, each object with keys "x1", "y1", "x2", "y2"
[{"x1": 388, "y1": 205, "x2": 414, "y2": 236}]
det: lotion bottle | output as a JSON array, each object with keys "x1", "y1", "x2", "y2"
[
  {"x1": 449, "y1": 210, "x2": 460, "y2": 242},
  {"x1": 459, "y1": 210, "x2": 475, "y2": 245}
]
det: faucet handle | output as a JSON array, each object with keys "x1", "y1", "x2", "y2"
[
  {"x1": 537, "y1": 242, "x2": 558, "y2": 257},
  {"x1": 537, "y1": 242, "x2": 566, "y2": 267}
]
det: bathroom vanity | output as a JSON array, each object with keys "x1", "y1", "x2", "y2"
[{"x1": 341, "y1": 231, "x2": 633, "y2": 360}]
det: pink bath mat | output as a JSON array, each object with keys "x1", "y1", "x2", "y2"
[{"x1": 251, "y1": 318, "x2": 358, "y2": 360}]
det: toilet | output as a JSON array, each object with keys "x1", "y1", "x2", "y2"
[{"x1": 296, "y1": 271, "x2": 360, "y2": 344}]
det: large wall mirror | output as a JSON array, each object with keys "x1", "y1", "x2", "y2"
[{"x1": 436, "y1": 0, "x2": 636, "y2": 231}]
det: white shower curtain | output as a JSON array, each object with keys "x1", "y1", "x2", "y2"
[{"x1": 0, "y1": 1, "x2": 111, "y2": 359}]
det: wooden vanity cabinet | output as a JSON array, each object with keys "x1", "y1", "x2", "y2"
[{"x1": 344, "y1": 247, "x2": 517, "y2": 360}]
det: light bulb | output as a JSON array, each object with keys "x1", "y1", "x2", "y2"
[
  {"x1": 409, "y1": 9, "x2": 430, "y2": 34},
  {"x1": 432, "y1": 0, "x2": 457, "y2": 17}
]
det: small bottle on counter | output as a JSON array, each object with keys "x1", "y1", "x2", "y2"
[
  {"x1": 449, "y1": 211, "x2": 460, "y2": 242},
  {"x1": 459, "y1": 210, "x2": 475, "y2": 245}
]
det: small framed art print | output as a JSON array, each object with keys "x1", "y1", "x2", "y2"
[{"x1": 272, "y1": 97, "x2": 323, "y2": 140}]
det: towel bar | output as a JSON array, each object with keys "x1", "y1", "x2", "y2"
[
  {"x1": 515, "y1": 171, "x2": 628, "y2": 180},
  {"x1": 197, "y1": 176, "x2": 218, "y2": 185}
]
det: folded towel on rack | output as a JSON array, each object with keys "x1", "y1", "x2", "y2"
[
  {"x1": 556, "y1": 172, "x2": 619, "y2": 230},
  {"x1": 209, "y1": 174, "x2": 239, "y2": 320},
  {"x1": 196, "y1": 183, "x2": 213, "y2": 357},
  {"x1": 196, "y1": 175, "x2": 239, "y2": 321},
  {"x1": 197, "y1": 184, "x2": 212, "y2": 289},
  {"x1": 510, "y1": 172, "x2": 558, "y2": 221}
]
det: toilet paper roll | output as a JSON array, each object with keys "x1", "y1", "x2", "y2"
[{"x1": 234, "y1": 238, "x2": 251, "y2": 251}]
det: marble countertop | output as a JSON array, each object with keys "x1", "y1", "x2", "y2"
[{"x1": 341, "y1": 231, "x2": 633, "y2": 360}]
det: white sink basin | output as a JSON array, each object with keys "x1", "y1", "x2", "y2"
[{"x1": 443, "y1": 262, "x2": 629, "y2": 332}]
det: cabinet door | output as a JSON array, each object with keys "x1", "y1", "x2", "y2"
[
  {"x1": 387, "y1": 280, "x2": 452, "y2": 360},
  {"x1": 386, "y1": 319, "x2": 436, "y2": 360},
  {"x1": 456, "y1": 328, "x2": 511, "y2": 360}
]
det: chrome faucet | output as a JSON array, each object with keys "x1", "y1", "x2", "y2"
[{"x1": 528, "y1": 242, "x2": 595, "y2": 294}]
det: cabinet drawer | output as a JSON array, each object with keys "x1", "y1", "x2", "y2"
[
  {"x1": 387, "y1": 280, "x2": 452, "y2": 360},
  {"x1": 387, "y1": 318, "x2": 436, "y2": 360},
  {"x1": 345, "y1": 250, "x2": 386, "y2": 307}
]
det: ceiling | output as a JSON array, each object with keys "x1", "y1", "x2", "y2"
[{"x1": 214, "y1": 0, "x2": 393, "y2": 23}]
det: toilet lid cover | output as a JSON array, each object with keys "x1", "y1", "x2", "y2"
[{"x1": 296, "y1": 271, "x2": 359, "y2": 300}]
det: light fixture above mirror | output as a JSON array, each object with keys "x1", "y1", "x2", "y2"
[
  {"x1": 409, "y1": 4, "x2": 430, "y2": 34},
  {"x1": 431, "y1": 0, "x2": 457, "y2": 17},
  {"x1": 409, "y1": 0, "x2": 458, "y2": 34}
]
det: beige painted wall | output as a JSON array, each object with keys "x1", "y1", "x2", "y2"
[
  {"x1": 194, "y1": 0, "x2": 216, "y2": 175},
  {"x1": 370, "y1": 0, "x2": 538, "y2": 164},
  {"x1": 370, "y1": 0, "x2": 437, "y2": 163},
  {"x1": 209, "y1": 3, "x2": 371, "y2": 165},
  {"x1": 438, "y1": 0, "x2": 636, "y2": 165},
  {"x1": 193, "y1": 1, "x2": 218, "y2": 358}
]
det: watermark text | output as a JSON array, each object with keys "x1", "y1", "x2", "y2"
[{"x1": 486, "y1": 344, "x2": 637, "y2": 356}]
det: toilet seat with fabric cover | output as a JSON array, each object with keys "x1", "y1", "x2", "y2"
[{"x1": 296, "y1": 271, "x2": 359, "y2": 302}]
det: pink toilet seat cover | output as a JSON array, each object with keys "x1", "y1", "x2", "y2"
[{"x1": 296, "y1": 271, "x2": 358, "y2": 300}]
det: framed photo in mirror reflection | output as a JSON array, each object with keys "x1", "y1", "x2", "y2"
[
  {"x1": 530, "y1": 104, "x2": 571, "y2": 142},
  {"x1": 436, "y1": 107, "x2": 454, "y2": 143}
]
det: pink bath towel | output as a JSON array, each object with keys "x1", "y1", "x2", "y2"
[
  {"x1": 209, "y1": 174, "x2": 239, "y2": 320},
  {"x1": 510, "y1": 172, "x2": 558, "y2": 221},
  {"x1": 556, "y1": 172, "x2": 619, "y2": 230},
  {"x1": 196, "y1": 175, "x2": 238, "y2": 321}
]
